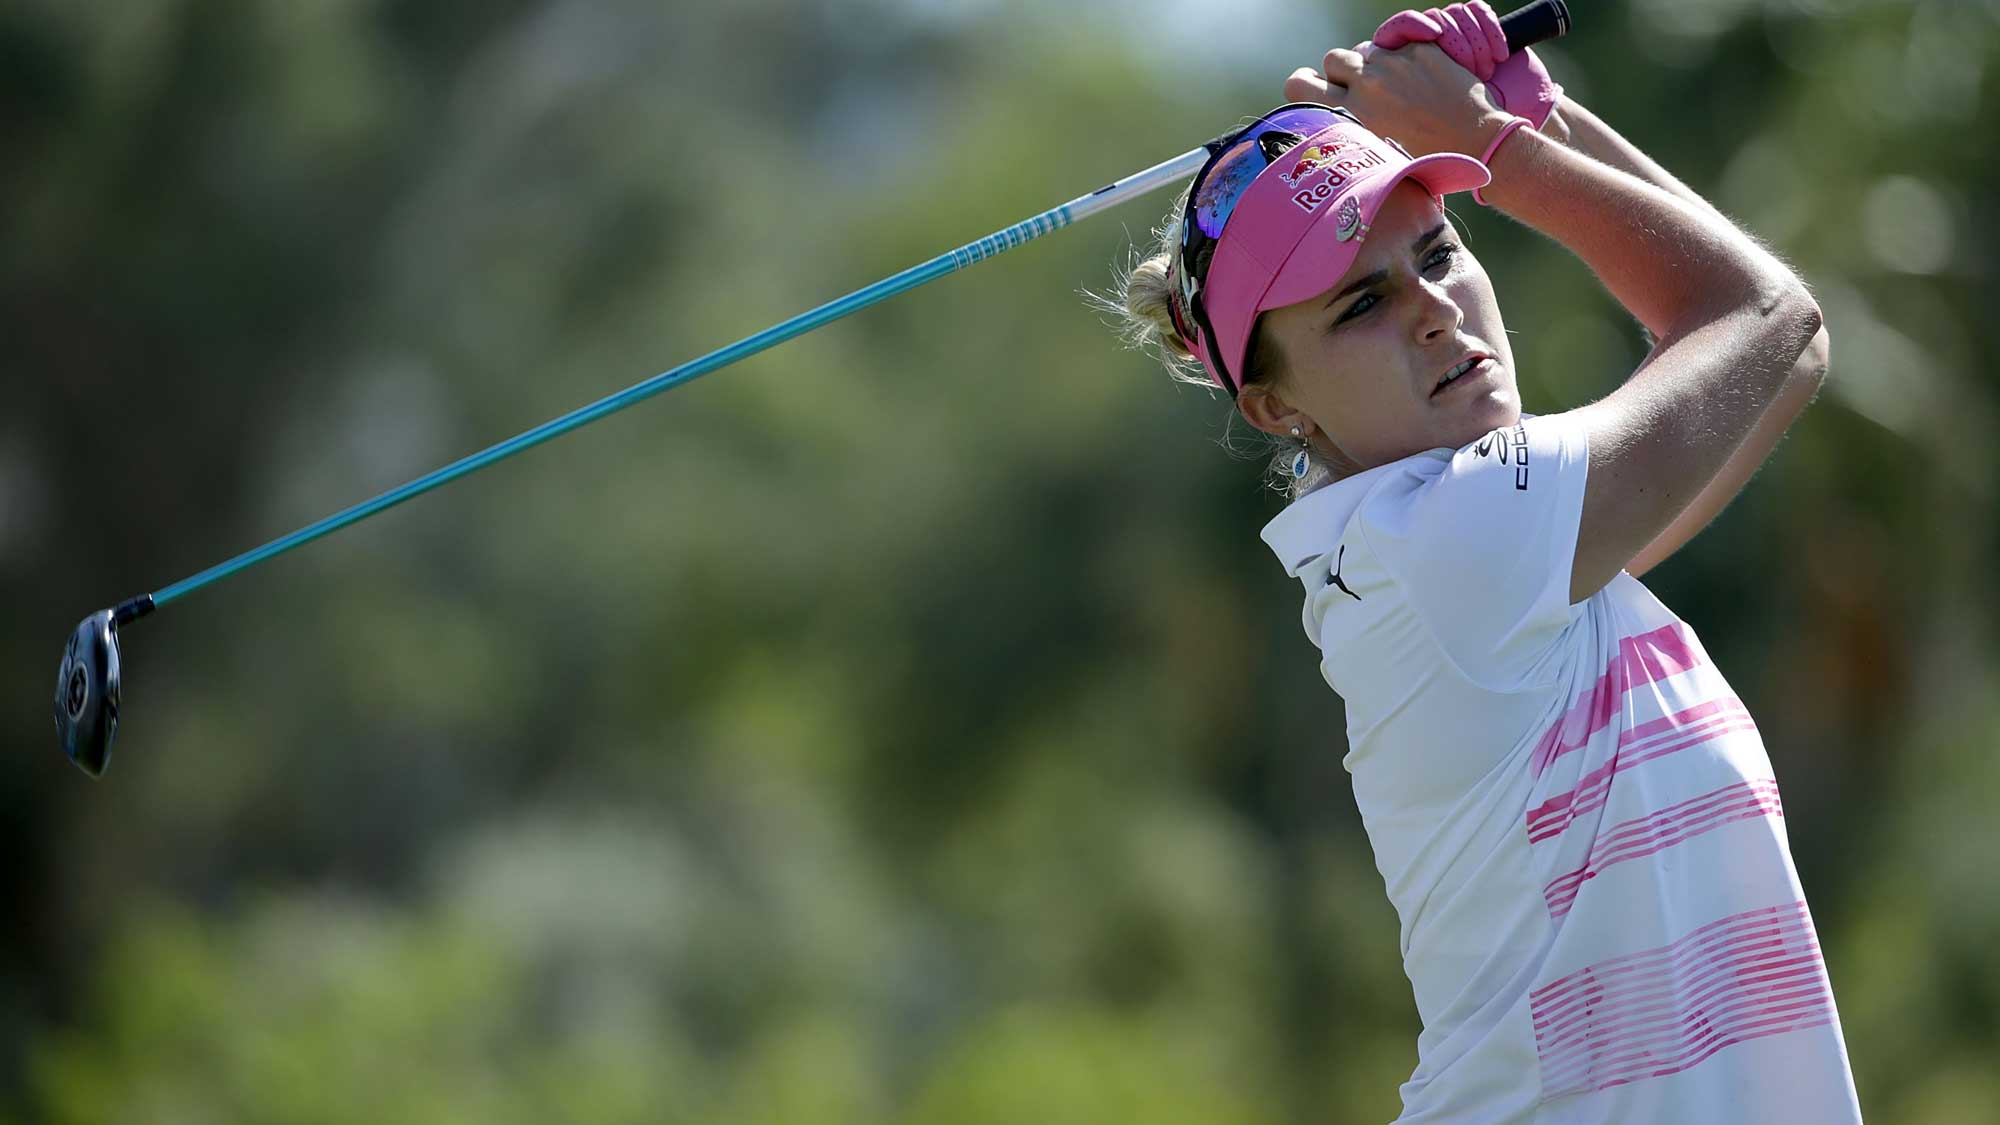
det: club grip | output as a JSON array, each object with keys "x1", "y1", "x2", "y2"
[{"x1": 1498, "y1": 0, "x2": 1571, "y2": 52}]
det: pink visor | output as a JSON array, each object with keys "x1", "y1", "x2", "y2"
[{"x1": 1177, "y1": 115, "x2": 1491, "y2": 394}]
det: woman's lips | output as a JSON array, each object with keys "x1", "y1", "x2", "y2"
[{"x1": 1432, "y1": 356, "x2": 1495, "y2": 398}]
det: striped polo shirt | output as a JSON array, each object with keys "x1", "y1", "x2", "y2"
[{"x1": 1261, "y1": 413, "x2": 1863, "y2": 1123}]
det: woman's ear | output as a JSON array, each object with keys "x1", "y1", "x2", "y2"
[{"x1": 1237, "y1": 383, "x2": 1311, "y2": 439}]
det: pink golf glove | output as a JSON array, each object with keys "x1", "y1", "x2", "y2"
[{"x1": 1372, "y1": 2, "x2": 1561, "y2": 128}]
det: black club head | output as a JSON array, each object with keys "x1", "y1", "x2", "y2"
[{"x1": 54, "y1": 610, "x2": 123, "y2": 777}]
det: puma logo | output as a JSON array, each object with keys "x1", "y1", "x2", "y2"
[{"x1": 1329, "y1": 544, "x2": 1362, "y2": 602}]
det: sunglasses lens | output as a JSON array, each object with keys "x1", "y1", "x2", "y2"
[
  {"x1": 1192, "y1": 141, "x2": 1275, "y2": 239},
  {"x1": 1190, "y1": 107, "x2": 1347, "y2": 240}
]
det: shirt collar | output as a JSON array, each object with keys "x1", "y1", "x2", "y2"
[
  {"x1": 1262, "y1": 417, "x2": 1541, "y2": 576},
  {"x1": 1259, "y1": 463, "x2": 1396, "y2": 577}
]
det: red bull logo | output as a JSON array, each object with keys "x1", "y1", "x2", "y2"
[
  {"x1": 1277, "y1": 141, "x2": 1350, "y2": 188},
  {"x1": 1287, "y1": 147, "x2": 1391, "y2": 214}
]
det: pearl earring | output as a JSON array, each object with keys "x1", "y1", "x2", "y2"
[{"x1": 1289, "y1": 426, "x2": 1310, "y2": 481}]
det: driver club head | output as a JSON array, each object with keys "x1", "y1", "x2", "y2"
[{"x1": 54, "y1": 609, "x2": 122, "y2": 777}]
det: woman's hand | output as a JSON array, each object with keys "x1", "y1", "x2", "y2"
[
  {"x1": 1373, "y1": 3, "x2": 1562, "y2": 128},
  {"x1": 1283, "y1": 42, "x2": 1511, "y2": 158}
]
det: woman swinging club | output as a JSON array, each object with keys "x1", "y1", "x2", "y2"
[{"x1": 1107, "y1": 4, "x2": 1863, "y2": 1120}]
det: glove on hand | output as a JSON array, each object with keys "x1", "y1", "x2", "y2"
[{"x1": 1372, "y1": 2, "x2": 1561, "y2": 128}]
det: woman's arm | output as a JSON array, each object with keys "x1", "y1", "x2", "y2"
[
  {"x1": 1289, "y1": 45, "x2": 1822, "y2": 603},
  {"x1": 1542, "y1": 98, "x2": 1829, "y2": 580},
  {"x1": 1476, "y1": 125, "x2": 1822, "y2": 602}
]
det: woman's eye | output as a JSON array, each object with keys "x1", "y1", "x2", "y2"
[
  {"x1": 1335, "y1": 293, "x2": 1378, "y2": 325},
  {"x1": 1333, "y1": 246, "x2": 1458, "y2": 328}
]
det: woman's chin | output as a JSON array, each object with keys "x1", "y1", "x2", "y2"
[{"x1": 1462, "y1": 386, "x2": 1521, "y2": 434}]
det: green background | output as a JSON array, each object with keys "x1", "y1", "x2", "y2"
[{"x1": 5, "y1": 0, "x2": 1996, "y2": 1120}]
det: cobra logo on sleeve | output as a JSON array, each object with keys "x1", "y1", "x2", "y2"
[{"x1": 1474, "y1": 422, "x2": 1532, "y2": 490}]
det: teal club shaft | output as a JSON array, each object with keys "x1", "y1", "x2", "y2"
[{"x1": 128, "y1": 144, "x2": 1210, "y2": 616}]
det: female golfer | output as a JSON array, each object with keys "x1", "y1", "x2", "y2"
[{"x1": 1110, "y1": 5, "x2": 1861, "y2": 1121}]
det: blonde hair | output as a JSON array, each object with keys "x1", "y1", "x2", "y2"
[{"x1": 1088, "y1": 191, "x2": 1336, "y2": 500}]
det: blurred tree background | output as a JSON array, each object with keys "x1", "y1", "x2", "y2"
[{"x1": 4, "y1": 0, "x2": 1996, "y2": 1120}]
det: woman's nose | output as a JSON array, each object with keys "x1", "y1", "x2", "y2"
[{"x1": 1415, "y1": 279, "x2": 1463, "y2": 340}]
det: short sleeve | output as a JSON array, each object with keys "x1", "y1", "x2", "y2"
[{"x1": 1356, "y1": 414, "x2": 1590, "y2": 692}]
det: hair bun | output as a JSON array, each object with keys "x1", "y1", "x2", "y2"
[
  {"x1": 1087, "y1": 198, "x2": 1211, "y2": 388},
  {"x1": 1124, "y1": 252, "x2": 1192, "y2": 358}
]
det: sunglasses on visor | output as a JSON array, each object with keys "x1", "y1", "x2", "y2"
[{"x1": 1172, "y1": 103, "x2": 1368, "y2": 395}]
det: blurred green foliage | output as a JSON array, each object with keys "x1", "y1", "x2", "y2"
[{"x1": 4, "y1": 0, "x2": 1997, "y2": 1121}]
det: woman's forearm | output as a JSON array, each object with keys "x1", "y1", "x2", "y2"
[
  {"x1": 1479, "y1": 121, "x2": 1806, "y2": 347},
  {"x1": 1539, "y1": 98, "x2": 1735, "y2": 231}
]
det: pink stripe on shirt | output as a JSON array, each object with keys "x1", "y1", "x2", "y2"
[
  {"x1": 1527, "y1": 696, "x2": 1760, "y2": 843},
  {"x1": 1531, "y1": 623, "x2": 1703, "y2": 778},
  {"x1": 1543, "y1": 780, "x2": 1785, "y2": 919},
  {"x1": 1531, "y1": 901, "x2": 1836, "y2": 1098}
]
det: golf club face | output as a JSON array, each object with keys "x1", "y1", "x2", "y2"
[{"x1": 53, "y1": 610, "x2": 121, "y2": 777}]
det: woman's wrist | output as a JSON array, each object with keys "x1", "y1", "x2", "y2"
[
  {"x1": 1469, "y1": 119, "x2": 1548, "y2": 215},
  {"x1": 1536, "y1": 98, "x2": 1574, "y2": 146},
  {"x1": 1472, "y1": 113, "x2": 1534, "y2": 206}
]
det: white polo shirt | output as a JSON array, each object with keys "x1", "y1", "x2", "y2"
[{"x1": 1261, "y1": 413, "x2": 1863, "y2": 1124}]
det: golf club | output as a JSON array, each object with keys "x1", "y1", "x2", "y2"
[{"x1": 53, "y1": 0, "x2": 1570, "y2": 776}]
